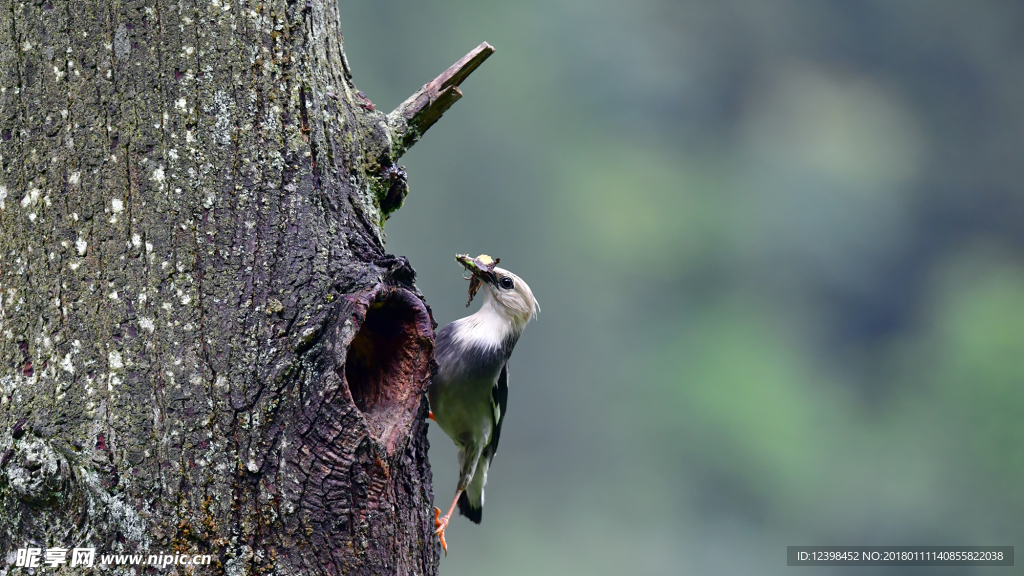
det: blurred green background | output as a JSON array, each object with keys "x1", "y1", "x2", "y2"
[{"x1": 340, "y1": 1, "x2": 1024, "y2": 574}]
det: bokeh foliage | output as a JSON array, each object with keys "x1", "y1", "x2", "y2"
[{"x1": 341, "y1": 1, "x2": 1024, "y2": 573}]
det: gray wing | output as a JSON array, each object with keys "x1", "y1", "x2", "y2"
[
  {"x1": 485, "y1": 363, "x2": 508, "y2": 462},
  {"x1": 455, "y1": 363, "x2": 508, "y2": 524}
]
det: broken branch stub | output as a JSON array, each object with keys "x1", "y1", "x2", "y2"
[{"x1": 388, "y1": 42, "x2": 495, "y2": 158}]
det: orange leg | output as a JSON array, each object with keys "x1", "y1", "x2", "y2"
[{"x1": 433, "y1": 489, "x2": 462, "y2": 556}]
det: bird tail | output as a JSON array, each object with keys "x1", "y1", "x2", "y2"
[
  {"x1": 457, "y1": 491, "x2": 482, "y2": 524},
  {"x1": 457, "y1": 458, "x2": 488, "y2": 524}
]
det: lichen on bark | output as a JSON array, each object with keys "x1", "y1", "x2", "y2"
[{"x1": 0, "y1": 0, "x2": 448, "y2": 573}]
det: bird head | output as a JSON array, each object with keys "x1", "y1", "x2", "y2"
[{"x1": 456, "y1": 254, "x2": 540, "y2": 326}]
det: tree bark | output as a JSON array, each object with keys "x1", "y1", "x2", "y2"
[{"x1": 0, "y1": 1, "x2": 489, "y2": 573}]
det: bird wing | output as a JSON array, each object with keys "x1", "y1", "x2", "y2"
[
  {"x1": 455, "y1": 363, "x2": 508, "y2": 524},
  {"x1": 486, "y1": 362, "x2": 509, "y2": 461}
]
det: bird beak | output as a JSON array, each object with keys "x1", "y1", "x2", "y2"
[
  {"x1": 455, "y1": 254, "x2": 499, "y2": 285},
  {"x1": 457, "y1": 254, "x2": 501, "y2": 307}
]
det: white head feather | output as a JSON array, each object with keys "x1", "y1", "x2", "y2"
[{"x1": 452, "y1": 266, "x2": 539, "y2": 351}]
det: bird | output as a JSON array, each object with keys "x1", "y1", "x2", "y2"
[{"x1": 427, "y1": 254, "x2": 539, "y2": 555}]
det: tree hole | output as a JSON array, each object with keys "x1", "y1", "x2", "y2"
[{"x1": 344, "y1": 288, "x2": 432, "y2": 448}]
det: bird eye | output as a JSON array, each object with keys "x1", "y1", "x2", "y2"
[{"x1": 499, "y1": 276, "x2": 514, "y2": 290}]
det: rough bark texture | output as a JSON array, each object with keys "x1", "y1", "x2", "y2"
[{"x1": 0, "y1": 0, "x2": 470, "y2": 573}]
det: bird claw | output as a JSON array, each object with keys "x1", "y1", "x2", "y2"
[{"x1": 433, "y1": 507, "x2": 449, "y2": 556}]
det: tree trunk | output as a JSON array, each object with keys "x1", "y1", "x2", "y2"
[{"x1": 0, "y1": 1, "x2": 490, "y2": 573}]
